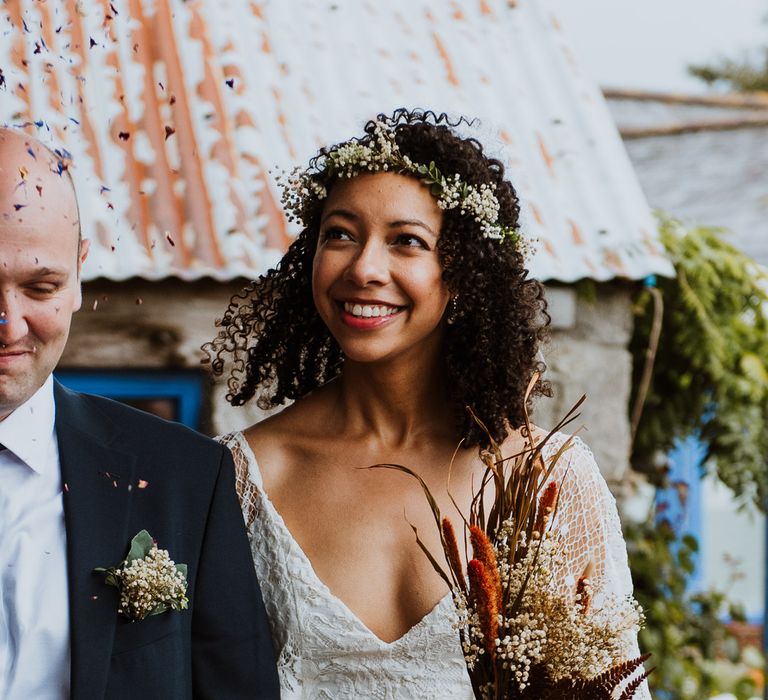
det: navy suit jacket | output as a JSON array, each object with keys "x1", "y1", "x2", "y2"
[{"x1": 53, "y1": 381, "x2": 280, "y2": 699}]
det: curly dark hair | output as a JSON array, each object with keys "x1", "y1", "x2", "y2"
[{"x1": 205, "y1": 108, "x2": 550, "y2": 447}]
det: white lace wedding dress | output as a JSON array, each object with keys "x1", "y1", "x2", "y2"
[{"x1": 220, "y1": 431, "x2": 651, "y2": 700}]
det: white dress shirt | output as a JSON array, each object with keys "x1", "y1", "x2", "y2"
[{"x1": 0, "y1": 376, "x2": 70, "y2": 699}]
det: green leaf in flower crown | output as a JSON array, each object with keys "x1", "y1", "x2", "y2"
[
  {"x1": 430, "y1": 184, "x2": 442, "y2": 196},
  {"x1": 126, "y1": 530, "x2": 154, "y2": 562},
  {"x1": 175, "y1": 563, "x2": 188, "y2": 579}
]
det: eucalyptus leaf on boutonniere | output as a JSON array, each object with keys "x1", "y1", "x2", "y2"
[{"x1": 95, "y1": 529, "x2": 189, "y2": 622}]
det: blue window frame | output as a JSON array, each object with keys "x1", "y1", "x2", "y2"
[{"x1": 54, "y1": 370, "x2": 205, "y2": 430}]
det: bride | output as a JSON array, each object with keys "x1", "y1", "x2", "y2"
[{"x1": 207, "y1": 109, "x2": 649, "y2": 699}]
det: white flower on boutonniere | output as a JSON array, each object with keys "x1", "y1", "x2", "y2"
[{"x1": 95, "y1": 530, "x2": 189, "y2": 621}]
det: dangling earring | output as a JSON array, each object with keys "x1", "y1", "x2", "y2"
[{"x1": 446, "y1": 296, "x2": 459, "y2": 325}]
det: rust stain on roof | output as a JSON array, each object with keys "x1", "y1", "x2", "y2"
[
  {"x1": 1, "y1": 0, "x2": 672, "y2": 283},
  {"x1": 568, "y1": 219, "x2": 584, "y2": 246},
  {"x1": 432, "y1": 32, "x2": 460, "y2": 87},
  {"x1": 479, "y1": 0, "x2": 494, "y2": 16},
  {"x1": 537, "y1": 133, "x2": 556, "y2": 176}
]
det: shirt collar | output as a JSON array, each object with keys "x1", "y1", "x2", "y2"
[{"x1": 0, "y1": 375, "x2": 57, "y2": 476}]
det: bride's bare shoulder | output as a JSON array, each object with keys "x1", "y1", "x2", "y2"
[{"x1": 241, "y1": 387, "x2": 335, "y2": 473}]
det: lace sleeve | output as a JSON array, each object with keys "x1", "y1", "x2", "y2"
[
  {"x1": 546, "y1": 436, "x2": 631, "y2": 598},
  {"x1": 547, "y1": 435, "x2": 652, "y2": 699},
  {"x1": 218, "y1": 432, "x2": 261, "y2": 530}
]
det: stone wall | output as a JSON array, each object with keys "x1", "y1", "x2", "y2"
[
  {"x1": 533, "y1": 283, "x2": 636, "y2": 485},
  {"x1": 65, "y1": 278, "x2": 638, "y2": 485}
]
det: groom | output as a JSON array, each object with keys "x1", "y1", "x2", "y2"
[{"x1": 0, "y1": 128, "x2": 279, "y2": 699}]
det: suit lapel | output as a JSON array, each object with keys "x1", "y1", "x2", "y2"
[{"x1": 55, "y1": 383, "x2": 136, "y2": 700}]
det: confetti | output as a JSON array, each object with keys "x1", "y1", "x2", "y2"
[
  {"x1": 225, "y1": 78, "x2": 234, "y2": 88},
  {"x1": 165, "y1": 233, "x2": 175, "y2": 247},
  {"x1": 169, "y1": 95, "x2": 176, "y2": 105},
  {"x1": 89, "y1": 37, "x2": 97, "y2": 48},
  {"x1": 0, "y1": 69, "x2": 5, "y2": 89},
  {"x1": 118, "y1": 131, "x2": 130, "y2": 141},
  {"x1": 110, "y1": 2, "x2": 119, "y2": 15},
  {"x1": 92, "y1": 299, "x2": 98, "y2": 310},
  {"x1": 36, "y1": 185, "x2": 42, "y2": 196},
  {"x1": 135, "y1": 297, "x2": 143, "y2": 305},
  {"x1": 137, "y1": 479, "x2": 149, "y2": 489},
  {"x1": 13, "y1": 204, "x2": 25, "y2": 211},
  {"x1": 164, "y1": 125, "x2": 175, "y2": 140}
]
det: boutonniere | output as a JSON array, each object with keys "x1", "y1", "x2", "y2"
[{"x1": 95, "y1": 530, "x2": 189, "y2": 621}]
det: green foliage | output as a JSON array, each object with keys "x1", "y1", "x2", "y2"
[
  {"x1": 688, "y1": 51, "x2": 768, "y2": 92},
  {"x1": 626, "y1": 517, "x2": 761, "y2": 699},
  {"x1": 629, "y1": 215, "x2": 768, "y2": 510}
]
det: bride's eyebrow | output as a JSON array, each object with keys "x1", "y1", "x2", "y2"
[
  {"x1": 388, "y1": 219, "x2": 437, "y2": 237},
  {"x1": 320, "y1": 208, "x2": 357, "y2": 224}
]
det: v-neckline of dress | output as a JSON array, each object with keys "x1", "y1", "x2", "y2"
[{"x1": 233, "y1": 431, "x2": 454, "y2": 649}]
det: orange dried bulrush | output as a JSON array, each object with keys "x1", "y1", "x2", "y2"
[
  {"x1": 467, "y1": 559, "x2": 498, "y2": 661},
  {"x1": 534, "y1": 481, "x2": 558, "y2": 535},
  {"x1": 576, "y1": 560, "x2": 595, "y2": 614},
  {"x1": 442, "y1": 518, "x2": 466, "y2": 592},
  {"x1": 575, "y1": 576, "x2": 592, "y2": 614},
  {"x1": 469, "y1": 524, "x2": 502, "y2": 611}
]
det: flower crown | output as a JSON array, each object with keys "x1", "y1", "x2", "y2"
[{"x1": 279, "y1": 120, "x2": 523, "y2": 245}]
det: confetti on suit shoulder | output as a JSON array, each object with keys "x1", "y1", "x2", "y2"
[{"x1": 138, "y1": 479, "x2": 149, "y2": 489}]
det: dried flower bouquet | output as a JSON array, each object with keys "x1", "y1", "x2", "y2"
[{"x1": 376, "y1": 376, "x2": 651, "y2": 699}]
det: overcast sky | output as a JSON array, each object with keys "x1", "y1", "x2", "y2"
[{"x1": 549, "y1": 0, "x2": 768, "y2": 93}]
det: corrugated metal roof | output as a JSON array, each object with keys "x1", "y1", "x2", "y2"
[
  {"x1": 608, "y1": 97, "x2": 768, "y2": 266},
  {"x1": 0, "y1": 0, "x2": 672, "y2": 282}
]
